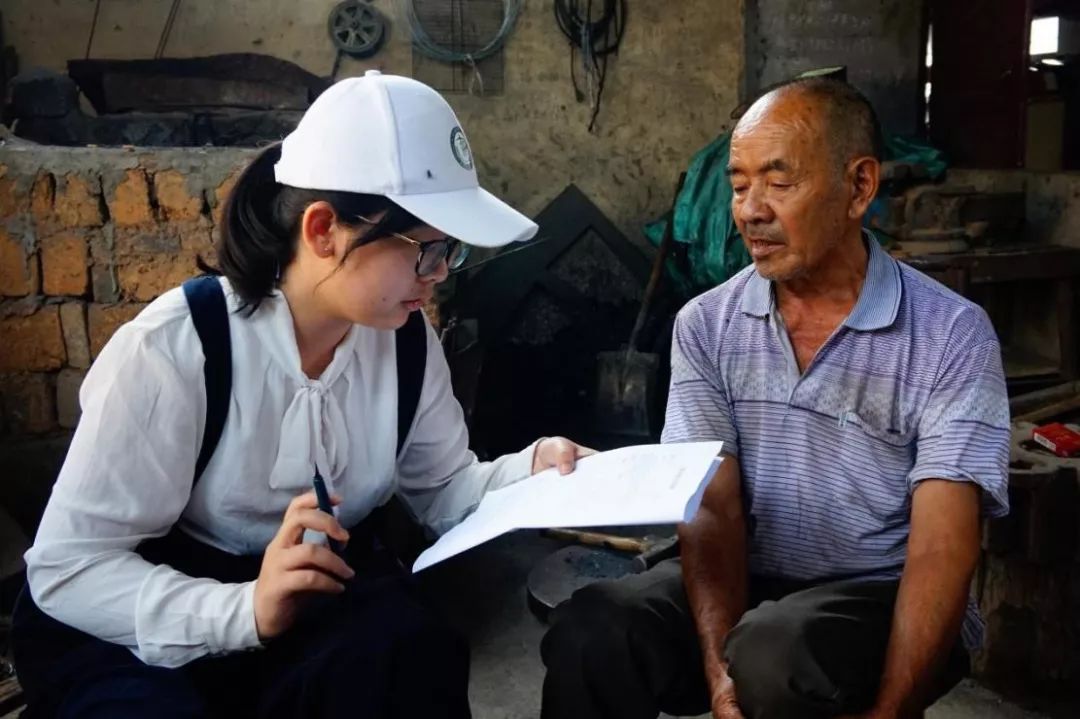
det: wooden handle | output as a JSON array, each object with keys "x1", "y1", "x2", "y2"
[
  {"x1": 626, "y1": 172, "x2": 688, "y2": 350},
  {"x1": 542, "y1": 528, "x2": 648, "y2": 554}
]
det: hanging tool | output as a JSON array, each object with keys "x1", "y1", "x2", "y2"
[
  {"x1": 594, "y1": 172, "x2": 686, "y2": 437},
  {"x1": 554, "y1": 0, "x2": 626, "y2": 131}
]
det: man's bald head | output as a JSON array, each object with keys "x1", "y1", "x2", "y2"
[
  {"x1": 735, "y1": 78, "x2": 883, "y2": 176},
  {"x1": 727, "y1": 78, "x2": 882, "y2": 282}
]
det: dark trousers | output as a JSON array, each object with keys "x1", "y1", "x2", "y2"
[
  {"x1": 13, "y1": 522, "x2": 470, "y2": 719},
  {"x1": 540, "y1": 559, "x2": 969, "y2": 719}
]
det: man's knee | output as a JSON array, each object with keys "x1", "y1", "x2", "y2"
[
  {"x1": 544, "y1": 578, "x2": 630, "y2": 660},
  {"x1": 725, "y1": 599, "x2": 806, "y2": 681},
  {"x1": 724, "y1": 600, "x2": 825, "y2": 718},
  {"x1": 542, "y1": 580, "x2": 646, "y2": 670}
]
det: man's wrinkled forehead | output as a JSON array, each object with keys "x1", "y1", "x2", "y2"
[{"x1": 730, "y1": 90, "x2": 827, "y2": 170}]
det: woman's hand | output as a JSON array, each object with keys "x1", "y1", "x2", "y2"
[
  {"x1": 531, "y1": 437, "x2": 597, "y2": 475},
  {"x1": 253, "y1": 491, "x2": 355, "y2": 641}
]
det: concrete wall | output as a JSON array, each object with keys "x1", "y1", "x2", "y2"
[
  {"x1": 745, "y1": 0, "x2": 925, "y2": 136},
  {"x1": 2, "y1": 0, "x2": 743, "y2": 245}
]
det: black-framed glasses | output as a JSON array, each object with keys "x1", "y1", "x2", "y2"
[{"x1": 355, "y1": 215, "x2": 470, "y2": 276}]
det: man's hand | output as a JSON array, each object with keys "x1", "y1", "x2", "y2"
[
  {"x1": 531, "y1": 436, "x2": 596, "y2": 475},
  {"x1": 253, "y1": 491, "x2": 355, "y2": 641},
  {"x1": 710, "y1": 663, "x2": 746, "y2": 719},
  {"x1": 679, "y1": 456, "x2": 749, "y2": 719}
]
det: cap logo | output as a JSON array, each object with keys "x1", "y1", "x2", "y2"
[{"x1": 450, "y1": 127, "x2": 474, "y2": 171}]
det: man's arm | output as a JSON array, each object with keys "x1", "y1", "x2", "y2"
[
  {"x1": 866, "y1": 479, "x2": 981, "y2": 718},
  {"x1": 859, "y1": 324, "x2": 1008, "y2": 719},
  {"x1": 678, "y1": 454, "x2": 748, "y2": 717}
]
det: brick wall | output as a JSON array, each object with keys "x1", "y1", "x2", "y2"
[{"x1": 0, "y1": 144, "x2": 251, "y2": 536}]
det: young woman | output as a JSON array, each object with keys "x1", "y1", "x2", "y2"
[{"x1": 13, "y1": 71, "x2": 590, "y2": 719}]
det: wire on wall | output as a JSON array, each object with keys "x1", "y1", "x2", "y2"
[
  {"x1": 403, "y1": 0, "x2": 525, "y2": 94},
  {"x1": 85, "y1": 0, "x2": 103, "y2": 60},
  {"x1": 155, "y1": 0, "x2": 183, "y2": 60},
  {"x1": 553, "y1": 0, "x2": 626, "y2": 132}
]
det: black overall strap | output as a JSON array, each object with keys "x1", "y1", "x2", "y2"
[
  {"x1": 395, "y1": 310, "x2": 428, "y2": 457},
  {"x1": 182, "y1": 276, "x2": 232, "y2": 485},
  {"x1": 184, "y1": 277, "x2": 424, "y2": 477}
]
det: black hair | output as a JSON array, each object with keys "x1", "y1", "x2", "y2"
[{"x1": 205, "y1": 143, "x2": 425, "y2": 315}]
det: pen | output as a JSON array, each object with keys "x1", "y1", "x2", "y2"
[{"x1": 311, "y1": 468, "x2": 342, "y2": 555}]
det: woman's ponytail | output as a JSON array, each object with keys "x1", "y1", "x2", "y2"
[{"x1": 217, "y1": 144, "x2": 294, "y2": 314}]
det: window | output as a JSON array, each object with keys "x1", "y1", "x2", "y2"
[{"x1": 1030, "y1": 16, "x2": 1059, "y2": 56}]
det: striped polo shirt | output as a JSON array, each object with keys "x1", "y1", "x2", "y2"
[{"x1": 663, "y1": 236, "x2": 1010, "y2": 647}]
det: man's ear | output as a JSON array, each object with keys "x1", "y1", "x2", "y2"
[
  {"x1": 847, "y1": 156, "x2": 881, "y2": 220},
  {"x1": 299, "y1": 201, "x2": 337, "y2": 259}
]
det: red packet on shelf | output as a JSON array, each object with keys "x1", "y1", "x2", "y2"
[{"x1": 1032, "y1": 423, "x2": 1080, "y2": 458}]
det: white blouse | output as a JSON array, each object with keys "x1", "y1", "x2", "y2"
[{"x1": 24, "y1": 277, "x2": 536, "y2": 667}]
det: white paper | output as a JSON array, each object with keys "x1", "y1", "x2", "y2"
[{"x1": 412, "y1": 441, "x2": 724, "y2": 572}]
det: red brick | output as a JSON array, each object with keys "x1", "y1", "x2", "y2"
[
  {"x1": 60, "y1": 301, "x2": 91, "y2": 369},
  {"x1": 211, "y1": 168, "x2": 242, "y2": 227},
  {"x1": 117, "y1": 252, "x2": 198, "y2": 301},
  {"x1": 0, "y1": 306, "x2": 65, "y2": 372},
  {"x1": 179, "y1": 225, "x2": 216, "y2": 268},
  {"x1": 154, "y1": 170, "x2": 203, "y2": 222},
  {"x1": 41, "y1": 231, "x2": 90, "y2": 296},
  {"x1": 108, "y1": 169, "x2": 154, "y2": 227},
  {"x1": 88, "y1": 303, "x2": 146, "y2": 358},
  {"x1": 56, "y1": 368, "x2": 86, "y2": 428},
  {"x1": 30, "y1": 172, "x2": 54, "y2": 228},
  {"x1": 54, "y1": 174, "x2": 104, "y2": 228},
  {"x1": 0, "y1": 373, "x2": 56, "y2": 434},
  {"x1": 0, "y1": 227, "x2": 39, "y2": 297},
  {"x1": 0, "y1": 173, "x2": 29, "y2": 220}
]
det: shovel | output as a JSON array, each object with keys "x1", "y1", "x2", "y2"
[
  {"x1": 594, "y1": 173, "x2": 686, "y2": 438},
  {"x1": 527, "y1": 530, "x2": 680, "y2": 621}
]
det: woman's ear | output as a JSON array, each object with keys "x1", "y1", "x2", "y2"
[{"x1": 299, "y1": 202, "x2": 338, "y2": 259}]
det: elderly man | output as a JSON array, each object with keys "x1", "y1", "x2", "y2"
[{"x1": 540, "y1": 79, "x2": 1010, "y2": 719}]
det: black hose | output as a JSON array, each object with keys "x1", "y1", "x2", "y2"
[
  {"x1": 553, "y1": 0, "x2": 626, "y2": 57},
  {"x1": 553, "y1": 0, "x2": 627, "y2": 132}
]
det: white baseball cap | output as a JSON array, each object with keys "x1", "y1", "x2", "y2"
[{"x1": 274, "y1": 70, "x2": 537, "y2": 248}]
